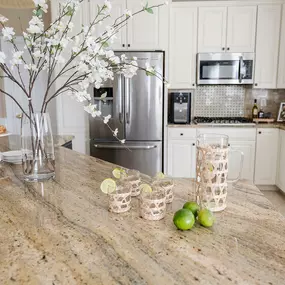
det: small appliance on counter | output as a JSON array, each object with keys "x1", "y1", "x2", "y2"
[{"x1": 169, "y1": 92, "x2": 191, "y2": 124}]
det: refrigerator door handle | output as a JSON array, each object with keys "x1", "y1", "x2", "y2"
[
  {"x1": 125, "y1": 78, "x2": 130, "y2": 124},
  {"x1": 94, "y1": 144, "x2": 157, "y2": 150},
  {"x1": 118, "y1": 75, "x2": 123, "y2": 123}
]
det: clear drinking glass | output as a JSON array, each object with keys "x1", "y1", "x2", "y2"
[
  {"x1": 196, "y1": 134, "x2": 244, "y2": 212},
  {"x1": 152, "y1": 178, "x2": 174, "y2": 204},
  {"x1": 108, "y1": 180, "x2": 132, "y2": 213},
  {"x1": 21, "y1": 113, "x2": 55, "y2": 181},
  {"x1": 122, "y1": 169, "x2": 141, "y2": 197},
  {"x1": 140, "y1": 187, "x2": 166, "y2": 220}
]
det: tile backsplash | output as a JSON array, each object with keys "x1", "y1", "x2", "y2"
[
  {"x1": 194, "y1": 85, "x2": 285, "y2": 119},
  {"x1": 194, "y1": 85, "x2": 245, "y2": 117}
]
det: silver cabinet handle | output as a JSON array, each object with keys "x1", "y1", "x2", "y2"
[
  {"x1": 118, "y1": 75, "x2": 123, "y2": 123},
  {"x1": 94, "y1": 144, "x2": 157, "y2": 150}
]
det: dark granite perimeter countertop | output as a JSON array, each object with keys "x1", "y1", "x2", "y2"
[{"x1": 0, "y1": 140, "x2": 285, "y2": 284}]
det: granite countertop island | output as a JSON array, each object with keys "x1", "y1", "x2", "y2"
[{"x1": 1, "y1": 139, "x2": 285, "y2": 284}]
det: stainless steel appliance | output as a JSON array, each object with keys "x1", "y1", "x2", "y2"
[
  {"x1": 197, "y1": 53, "x2": 255, "y2": 85},
  {"x1": 193, "y1": 116, "x2": 255, "y2": 126},
  {"x1": 90, "y1": 51, "x2": 164, "y2": 176},
  {"x1": 169, "y1": 92, "x2": 191, "y2": 124}
]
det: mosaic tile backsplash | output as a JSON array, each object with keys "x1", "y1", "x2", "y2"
[
  {"x1": 194, "y1": 85, "x2": 285, "y2": 119},
  {"x1": 194, "y1": 85, "x2": 245, "y2": 117}
]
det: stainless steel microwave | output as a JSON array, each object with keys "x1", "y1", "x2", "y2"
[{"x1": 197, "y1": 53, "x2": 255, "y2": 85}]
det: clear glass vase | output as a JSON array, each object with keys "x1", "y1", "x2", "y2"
[{"x1": 21, "y1": 112, "x2": 55, "y2": 181}]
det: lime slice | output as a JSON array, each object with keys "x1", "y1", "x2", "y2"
[
  {"x1": 139, "y1": 183, "x2": 152, "y2": 193},
  {"x1": 112, "y1": 168, "x2": 122, "y2": 179},
  {"x1": 112, "y1": 168, "x2": 127, "y2": 179},
  {"x1": 155, "y1": 172, "x2": 165, "y2": 179},
  {"x1": 100, "y1": 178, "x2": 116, "y2": 194}
]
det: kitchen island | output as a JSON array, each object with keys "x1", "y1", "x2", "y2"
[{"x1": 0, "y1": 141, "x2": 285, "y2": 284}]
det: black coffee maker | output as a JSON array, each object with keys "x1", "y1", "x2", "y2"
[{"x1": 169, "y1": 92, "x2": 191, "y2": 124}]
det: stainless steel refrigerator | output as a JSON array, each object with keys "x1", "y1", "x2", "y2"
[{"x1": 89, "y1": 51, "x2": 164, "y2": 176}]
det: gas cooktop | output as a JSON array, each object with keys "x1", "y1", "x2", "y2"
[{"x1": 194, "y1": 117, "x2": 255, "y2": 125}]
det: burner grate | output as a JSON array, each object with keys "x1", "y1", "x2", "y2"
[{"x1": 194, "y1": 117, "x2": 253, "y2": 124}]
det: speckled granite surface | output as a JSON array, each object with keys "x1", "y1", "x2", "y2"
[
  {"x1": 168, "y1": 123, "x2": 285, "y2": 130},
  {"x1": 0, "y1": 144, "x2": 285, "y2": 284},
  {"x1": 0, "y1": 135, "x2": 74, "y2": 151}
]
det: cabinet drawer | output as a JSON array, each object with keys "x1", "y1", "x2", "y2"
[
  {"x1": 196, "y1": 128, "x2": 256, "y2": 141},
  {"x1": 168, "y1": 128, "x2": 196, "y2": 139}
]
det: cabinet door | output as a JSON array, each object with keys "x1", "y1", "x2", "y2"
[
  {"x1": 168, "y1": 140, "x2": 196, "y2": 178},
  {"x1": 127, "y1": 0, "x2": 162, "y2": 50},
  {"x1": 90, "y1": 0, "x2": 127, "y2": 50},
  {"x1": 255, "y1": 129, "x2": 279, "y2": 185},
  {"x1": 278, "y1": 5, "x2": 285, "y2": 88},
  {"x1": 226, "y1": 6, "x2": 257, "y2": 53},
  {"x1": 254, "y1": 4, "x2": 282, "y2": 89},
  {"x1": 228, "y1": 141, "x2": 256, "y2": 181},
  {"x1": 169, "y1": 5, "x2": 197, "y2": 89},
  {"x1": 277, "y1": 130, "x2": 285, "y2": 192},
  {"x1": 198, "y1": 7, "x2": 227, "y2": 53}
]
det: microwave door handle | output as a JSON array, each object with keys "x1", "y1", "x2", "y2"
[{"x1": 238, "y1": 56, "x2": 243, "y2": 83}]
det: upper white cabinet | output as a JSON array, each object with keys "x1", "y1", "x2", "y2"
[
  {"x1": 198, "y1": 7, "x2": 227, "y2": 53},
  {"x1": 278, "y1": 5, "x2": 285, "y2": 89},
  {"x1": 90, "y1": 0, "x2": 168, "y2": 50},
  {"x1": 169, "y1": 4, "x2": 197, "y2": 89},
  {"x1": 254, "y1": 4, "x2": 282, "y2": 89},
  {"x1": 90, "y1": 0, "x2": 127, "y2": 50},
  {"x1": 254, "y1": 128, "x2": 279, "y2": 185},
  {"x1": 198, "y1": 6, "x2": 257, "y2": 53},
  {"x1": 226, "y1": 6, "x2": 257, "y2": 53},
  {"x1": 277, "y1": 130, "x2": 285, "y2": 193}
]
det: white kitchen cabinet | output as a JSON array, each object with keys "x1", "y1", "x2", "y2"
[
  {"x1": 277, "y1": 5, "x2": 285, "y2": 89},
  {"x1": 90, "y1": 0, "x2": 167, "y2": 50},
  {"x1": 254, "y1": 128, "x2": 279, "y2": 185},
  {"x1": 226, "y1": 6, "x2": 257, "y2": 53},
  {"x1": 277, "y1": 130, "x2": 285, "y2": 193},
  {"x1": 198, "y1": 7, "x2": 227, "y2": 53},
  {"x1": 228, "y1": 141, "x2": 256, "y2": 182},
  {"x1": 169, "y1": 5, "x2": 197, "y2": 89},
  {"x1": 254, "y1": 4, "x2": 282, "y2": 89},
  {"x1": 90, "y1": 0, "x2": 127, "y2": 50},
  {"x1": 167, "y1": 140, "x2": 196, "y2": 178},
  {"x1": 198, "y1": 5, "x2": 257, "y2": 53}
]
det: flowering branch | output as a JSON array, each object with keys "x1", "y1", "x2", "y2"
[{"x1": 0, "y1": 0, "x2": 169, "y2": 143}]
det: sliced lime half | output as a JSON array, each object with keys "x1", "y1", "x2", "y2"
[
  {"x1": 139, "y1": 183, "x2": 152, "y2": 193},
  {"x1": 100, "y1": 178, "x2": 116, "y2": 194}
]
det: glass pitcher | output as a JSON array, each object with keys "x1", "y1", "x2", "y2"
[{"x1": 195, "y1": 134, "x2": 244, "y2": 212}]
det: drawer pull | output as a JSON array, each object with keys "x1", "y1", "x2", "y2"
[
  {"x1": 258, "y1": 131, "x2": 261, "y2": 134},
  {"x1": 180, "y1": 133, "x2": 183, "y2": 136},
  {"x1": 192, "y1": 143, "x2": 195, "y2": 146}
]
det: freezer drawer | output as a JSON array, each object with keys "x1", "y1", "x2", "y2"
[{"x1": 90, "y1": 141, "x2": 162, "y2": 176}]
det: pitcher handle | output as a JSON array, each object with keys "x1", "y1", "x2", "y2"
[{"x1": 228, "y1": 149, "x2": 244, "y2": 184}]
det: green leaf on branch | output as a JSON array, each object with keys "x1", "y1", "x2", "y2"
[
  {"x1": 67, "y1": 6, "x2": 74, "y2": 16},
  {"x1": 146, "y1": 70, "x2": 155, "y2": 76},
  {"x1": 145, "y1": 7, "x2": 153, "y2": 14},
  {"x1": 100, "y1": 92, "x2": 107, "y2": 99},
  {"x1": 35, "y1": 9, "x2": 43, "y2": 17},
  {"x1": 102, "y1": 41, "x2": 109, "y2": 48}
]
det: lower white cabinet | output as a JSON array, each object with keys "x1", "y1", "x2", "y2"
[
  {"x1": 254, "y1": 128, "x2": 279, "y2": 185},
  {"x1": 167, "y1": 140, "x2": 196, "y2": 178},
  {"x1": 277, "y1": 130, "x2": 285, "y2": 192},
  {"x1": 229, "y1": 141, "x2": 256, "y2": 181}
]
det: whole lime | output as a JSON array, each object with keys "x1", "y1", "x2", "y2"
[
  {"x1": 183, "y1": 201, "x2": 200, "y2": 217},
  {"x1": 173, "y1": 209, "x2": 195, "y2": 231},
  {"x1": 197, "y1": 208, "x2": 215, "y2": 227}
]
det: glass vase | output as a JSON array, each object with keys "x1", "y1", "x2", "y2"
[{"x1": 21, "y1": 112, "x2": 55, "y2": 181}]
